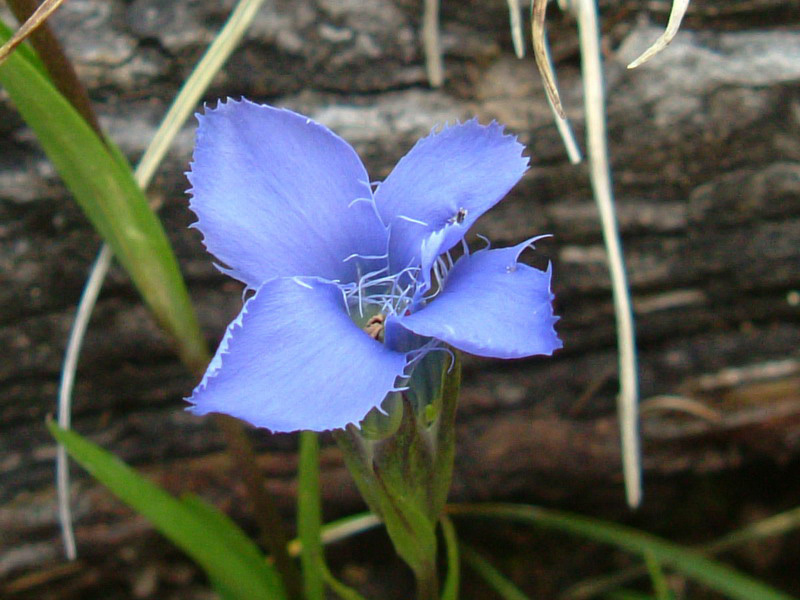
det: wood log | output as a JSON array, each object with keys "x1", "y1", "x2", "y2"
[{"x1": 1, "y1": 0, "x2": 799, "y2": 596}]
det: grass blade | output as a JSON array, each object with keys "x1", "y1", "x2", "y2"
[
  {"x1": 0, "y1": 18, "x2": 46, "y2": 74},
  {"x1": 0, "y1": 0, "x2": 66, "y2": 67},
  {"x1": 48, "y1": 422, "x2": 287, "y2": 599},
  {"x1": 447, "y1": 503, "x2": 796, "y2": 600},
  {"x1": 460, "y1": 543, "x2": 530, "y2": 600},
  {"x1": 566, "y1": 504, "x2": 800, "y2": 599},
  {"x1": 439, "y1": 516, "x2": 460, "y2": 600},
  {"x1": 643, "y1": 550, "x2": 673, "y2": 600}
]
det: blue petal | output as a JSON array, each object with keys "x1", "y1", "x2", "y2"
[
  {"x1": 394, "y1": 240, "x2": 562, "y2": 359},
  {"x1": 373, "y1": 120, "x2": 528, "y2": 280},
  {"x1": 188, "y1": 99, "x2": 387, "y2": 288},
  {"x1": 187, "y1": 278, "x2": 408, "y2": 432}
]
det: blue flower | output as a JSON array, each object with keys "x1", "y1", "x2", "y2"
[{"x1": 186, "y1": 99, "x2": 561, "y2": 432}]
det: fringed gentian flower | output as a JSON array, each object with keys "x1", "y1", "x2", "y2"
[{"x1": 186, "y1": 99, "x2": 561, "y2": 432}]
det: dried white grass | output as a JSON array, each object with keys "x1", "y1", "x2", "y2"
[
  {"x1": 628, "y1": 0, "x2": 691, "y2": 69},
  {"x1": 571, "y1": 0, "x2": 642, "y2": 507},
  {"x1": 539, "y1": 25, "x2": 582, "y2": 164},
  {"x1": 507, "y1": 0, "x2": 526, "y2": 58},
  {"x1": 0, "y1": 0, "x2": 66, "y2": 66},
  {"x1": 423, "y1": 0, "x2": 444, "y2": 87}
]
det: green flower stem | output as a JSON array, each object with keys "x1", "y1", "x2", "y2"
[
  {"x1": 216, "y1": 415, "x2": 303, "y2": 600},
  {"x1": 298, "y1": 431, "x2": 324, "y2": 600},
  {"x1": 430, "y1": 353, "x2": 461, "y2": 515},
  {"x1": 439, "y1": 515, "x2": 460, "y2": 600},
  {"x1": 320, "y1": 560, "x2": 369, "y2": 600},
  {"x1": 415, "y1": 558, "x2": 440, "y2": 600}
]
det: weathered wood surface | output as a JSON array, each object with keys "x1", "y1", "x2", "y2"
[{"x1": 2, "y1": 0, "x2": 800, "y2": 595}]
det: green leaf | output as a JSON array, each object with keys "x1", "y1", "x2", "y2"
[
  {"x1": 643, "y1": 550, "x2": 673, "y2": 600},
  {"x1": 179, "y1": 495, "x2": 280, "y2": 575},
  {"x1": 298, "y1": 431, "x2": 324, "y2": 600},
  {"x1": 209, "y1": 576, "x2": 242, "y2": 600},
  {"x1": 0, "y1": 20, "x2": 47, "y2": 77},
  {"x1": 564, "y1": 504, "x2": 800, "y2": 599},
  {"x1": 48, "y1": 422, "x2": 287, "y2": 600},
  {"x1": 439, "y1": 516, "x2": 459, "y2": 600},
  {"x1": 381, "y1": 486, "x2": 439, "y2": 582},
  {"x1": 448, "y1": 503, "x2": 797, "y2": 600},
  {"x1": 460, "y1": 544, "x2": 530, "y2": 600},
  {"x1": 319, "y1": 562, "x2": 369, "y2": 600},
  {"x1": 0, "y1": 21, "x2": 208, "y2": 373}
]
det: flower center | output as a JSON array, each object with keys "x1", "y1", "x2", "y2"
[
  {"x1": 342, "y1": 244, "x2": 460, "y2": 345},
  {"x1": 343, "y1": 264, "x2": 417, "y2": 323},
  {"x1": 363, "y1": 313, "x2": 386, "y2": 341}
]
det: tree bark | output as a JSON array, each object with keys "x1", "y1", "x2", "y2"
[{"x1": 1, "y1": 0, "x2": 799, "y2": 596}]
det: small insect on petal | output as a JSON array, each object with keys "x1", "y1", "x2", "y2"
[{"x1": 448, "y1": 207, "x2": 468, "y2": 225}]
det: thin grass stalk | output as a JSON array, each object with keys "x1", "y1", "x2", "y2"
[
  {"x1": 461, "y1": 543, "x2": 530, "y2": 600},
  {"x1": 287, "y1": 512, "x2": 382, "y2": 556},
  {"x1": 507, "y1": 0, "x2": 526, "y2": 58},
  {"x1": 539, "y1": 23, "x2": 582, "y2": 164},
  {"x1": 440, "y1": 515, "x2": 460, "y2": 600},
  {"x1": 1, "y1": 0, "x2": 66, "y2": 63},
  {"x1": 55, "y1": 244, "x2": 113, "y2": 558},
  {"x1": 447, "y1": 503, "x2": 795, "y2": 600},
  {"x1": 531, "y1": 0, "x2": 565, "y2": 118},
  {"x1": 565, "y1": 505, "x2": 800, "y2": 599},
  {"x1": 573, "y1": 0, "x2": 641, "y2": 507},
  {"x1": 422, "y1": 0, "x2": 443, "y2": 86}
]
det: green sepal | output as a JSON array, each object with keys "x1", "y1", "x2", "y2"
[
  {"x1": 334, "y1": 351, "x2": 461, "y2": 593},
  {"x1": 357, "y1": 392, "x2": 404, "y2": 440}
]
